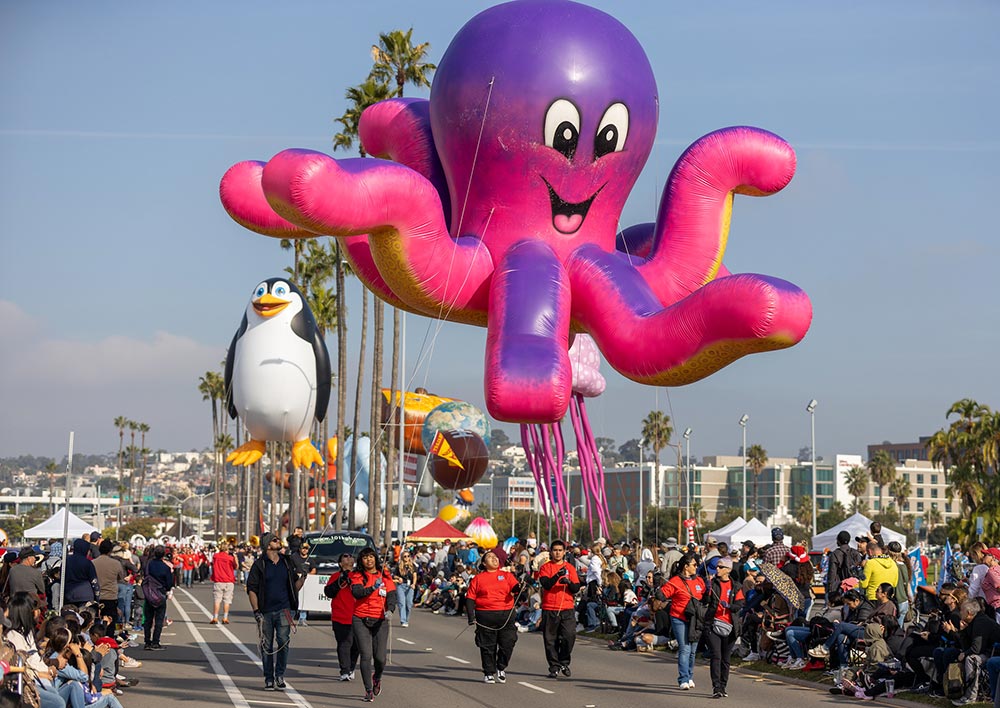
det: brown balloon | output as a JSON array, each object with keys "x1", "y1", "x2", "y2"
[{"x1": 429, "y1": 429, "x2": 489, "y2": 490}]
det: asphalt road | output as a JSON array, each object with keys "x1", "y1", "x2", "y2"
[{"x1": 118, "y1": 583, "x2": 892, "y2": 708}]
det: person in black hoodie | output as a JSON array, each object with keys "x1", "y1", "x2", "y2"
[
  {"x1": 142, "y1": 545, "x2": 174, "y2": 650},
  {"x1": 826, "y1": 531, "x2": 863, "y2": 607},
  {"x1": 809, "y1": 589, "x2": 873, "y2": 664},
  {"x1": 64, "y1": 538, "x2": 98, "y2": 606}
]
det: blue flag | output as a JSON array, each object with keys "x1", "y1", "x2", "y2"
[
  {"x1": 909, "y1": 547, "x2": 926, "y2": 593},
  {"x1": 937, "y1": 539, "x2": 952, "y2": 591}
]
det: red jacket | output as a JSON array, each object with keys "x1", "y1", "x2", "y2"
[
  {"x1": 350, "y1": 569, "x2": 397, "y2": 619},
  {"x1": 467, "y1": 570, "x2": 518, "y2": 611},
  {"x1": 324, "y1": 571, "x2": 356, "y2": 624},
  {"x1": 537, "y1": 560, "x2": 581, "y2": 611},
  {"x1": 211, "y1": 552, "x2": 237, "y2": 583},
  {"x1": 660, "y1": 575, "x2": 707, "y2": 620}
]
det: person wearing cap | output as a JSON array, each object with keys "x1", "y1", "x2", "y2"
[
  {"x1": 762, "y1": 528, "x2": 790, "y2": 567},
  {"x1": 980, "y1": 547, "x2": 1000, "y2": 622},
  {"x1": 660, "y1": 538, "x2": 682, "y2": 577},
  {"x1": 704, "y1": 556, "x2": 744, "y2": 697},
  {"x1": 7, "y1": 546, "x2": 46, "y2": 606},
  {"x1": 466, "y1": 550, "x2": 521, "y2": 684},
  {"x1": 246, "y1": 533, "x2": 306, "y2": 691},
  {"x1": 537, "y1": 539, "x2": 581, "y2": 679}
]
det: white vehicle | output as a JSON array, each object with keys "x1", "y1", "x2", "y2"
[{"x1": 297, "y1": 530, "x2": 376, "y2": 616}]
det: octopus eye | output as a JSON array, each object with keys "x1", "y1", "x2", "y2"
[
  {"x1": 544, "y1": 99, "x2": 581, "y2": 160},
  {"x1": 594, "y1": 102, "x2": 629, "y2": 158}
]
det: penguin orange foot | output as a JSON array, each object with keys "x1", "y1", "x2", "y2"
[
  {"x1": 227, "y1": 439, "x2": 266, "y2": 466},
  {"x1": 291, "y1": 438, "x2": 324, "y2": 469}
]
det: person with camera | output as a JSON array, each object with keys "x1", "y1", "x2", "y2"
[
  {"x1": 324, "y1": 552, "x2": 359, "y2": 682},
  {"x1": 350, "y1": 547, "x2": 397, "y2": 702},
  {"x1": 246, "y1": 533, "x2": 305, "y2": 691},
  {"x1": 466, "y1": 550, "x2": 521, "y2": 684},
  {"x1": 537, "y1": 539, "x2": 581, "y2": 679},
  {"x1": 703, "y1": 557, "x2": 744, "y2": 697},
  {"x1": 658, "y1": 552, "x2": 707, "y2": 690}
]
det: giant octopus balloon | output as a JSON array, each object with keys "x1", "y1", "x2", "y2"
[{"x1": 220, "y1": 0, "x2": 812, "y2": 424}]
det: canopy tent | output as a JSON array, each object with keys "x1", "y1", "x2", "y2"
[
  {"x1": 707, "y1": 516, "x2": 746, "y2": 543},
  {"x1": 810, "y1": 512, "x2": 906, "y2": 551},
  {"x1": 406, "y1": 518, "x2": 471, "y2": 543},
  {"x1": 716, "y1": 517, "x2": 774, "y2": 549},
  {"x1": 23, "y1": 507, "x2": 98, "y2": 540}
]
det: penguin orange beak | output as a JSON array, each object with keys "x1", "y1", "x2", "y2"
[{"x1": 253, "y1": 293, "x2": 290, "y2": 317}]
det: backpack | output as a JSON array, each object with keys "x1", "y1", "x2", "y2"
[
  {"x1": 141, "y1": 574, "x2": 166, "y2": 607},
  {"x1": 827, "y1": 547, "x2": 864, "y2": 604}
]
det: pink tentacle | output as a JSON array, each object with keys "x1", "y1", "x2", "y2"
[
  {"x1": 520, "y1": 424, "x2": 548, "y2": 515},
  {"x1": 567, "y1": 397, "x2": 594, "y2": 537},
  {"x1": 543, "y1": 424, "x2": 569, "y2": 537},
  {"x1": 551, "y1": 422, "x2": 571, "y2": 537},
  {"x1": 638, "y1": 126, "x2": 797, "y2": 305},
  {"x1": 579, "y1": 396, "x2": 612, "y2": 537}
]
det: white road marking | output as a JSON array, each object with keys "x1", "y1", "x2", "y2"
[
  {"x1": 518, "y1": 682, "x2": 554, "y2": 694},
  {"x1": 245, "y1": 702, "x2": 297, "y2": 707},
  {"x1": 396, "y1": 638, "x2": 415, "y2": 645},
  {"x1": 425, "y1": 647, "x2": 433, "y2": 651},
  {"x1": 178, "y1": 589, "x2": 313, "y2": 708},
  {"x1": 445, "y1": 655, "x2": 470, "y2": 664},
  {"x1": 169, "y1": 595, "x2": 250, "y2": 708}
]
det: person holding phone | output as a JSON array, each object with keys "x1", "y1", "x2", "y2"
[
  {"x1": 350, "y1": 548, "x2": 397, "y2": 702},
  {"x1": 537, "y1": 539, "x2": 581, "y2": 679}
]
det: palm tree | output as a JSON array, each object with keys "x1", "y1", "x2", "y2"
[
  {"x1": 127, "y1": 420, "x2": 138, "y2": 507},
  {"x1": 889, "y1": 475, "x2": 912, "y2": 515},
  {"x1": 45, "y1": 461, "x2": 58, "y2": 514},
  {"x1": 845, "y1": 465, "x2": 870, "y2": 513},
  {"x1": 332, "y1": 77, "x2": 392, "y2": 532},
  {"x1": 641, "y1": 411, "x2": 672, "y2": 507},
  {"x1": 746, "y1": 444, "x2": 768, "y2": 519},
  {"x1": 215, "y1": 433, "x2": 234, "y2": 535},
  {"x1": 925, "y1": 505, "x2": 942, "y2": 533},
  {"x1": 370, "y1": 29, "x2": 436, "y2": 545},
  {"x1": 867, "y1": 450, "x2": 897, "y2": 514},
  {"x1": 795, "y1": 495, "x2": 813, "y2": 528},
  {"x1": 135, "y1": 423, "x2": 150, "y2": 512},
  {"x1": 199, "y1": 370, "x2": 226, "y2": 536}
]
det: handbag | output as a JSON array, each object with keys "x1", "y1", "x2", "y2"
[
  {"x1": 681, "y1": 579, "x2": 706, "y2": 631},
  {"x1": 943, "y1": 662, "x2": 964, "y2": 698},
  {"x1": 141, "y1": 574, "x2": 166, "y2": 607}
]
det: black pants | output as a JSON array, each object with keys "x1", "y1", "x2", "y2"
[
  {"x1": 143, "y1": 600, "x2": 166, "y2": 645},
  {"x1": 474, "y1": 609, "x2": 518, "y2": 675},
  {"x1": 98, "y1": 599, "x2": 118, "y2": 625},
  {"x1": 352, "y1": 616, "x2": 388, "y2": 692},
  {"x1": 542, "y1": 609, "x2": 576, "y2": 671},
  {"x1": 706, "y1": 629, "x2": 736, "y2": 692},
  {"x1": 332, "y1": 621, "x2": 359, "y2": 676}
]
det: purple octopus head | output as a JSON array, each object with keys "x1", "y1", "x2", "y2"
[{"x1": 430, "y1": 0, "x2": 658, "y2": 261}]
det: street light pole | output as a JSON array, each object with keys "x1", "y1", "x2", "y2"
[
  {"x1": 739, "y1": 415, "x2": 749, "y2": 518},
  {"x1": 638, "y1": 439, "x2": 645, "y2": 548},
  {"x1": 683, "y1": 428, "x2": 692, "y2": 520},
  {"x1": 807, "y1": 399, "x2": 818, "y2": 536}
]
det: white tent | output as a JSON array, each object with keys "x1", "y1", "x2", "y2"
[
  {"x1": 810, "y1": 512, "x2": 906, "y2": 551},
  {"x1": 717, "y1": 517, "x2": 774, "y2": 548},
  {"x1": 708, "y1": 516, "x2": 746, "y2": 543},
  {"x1": 23, "y1": 508, "x2": 98, "y2": 540}
]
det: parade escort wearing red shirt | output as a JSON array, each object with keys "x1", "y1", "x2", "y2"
[
  {"x1": 324, "y1": 570, "x2": 357, "y2": 624},
  {"x1": 467, "y1": 569, "x2": 519, "y2": 611},
  {"x1": 538, "y1": 560, "x2": 581, "y2": 611},
  {"x1": 711, "y1": 579, "x2": 743, "y2": 625},
  {"x1": 659, "y1": 575, "x2": 707, "y2": 619},
  {"x1": 350, "y1": 568, "x2": 397, "y2": 619}
]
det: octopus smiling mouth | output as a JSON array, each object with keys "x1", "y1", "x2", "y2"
[{"x1": 542, "y1": 177, "x2": 604, "y2": 235}]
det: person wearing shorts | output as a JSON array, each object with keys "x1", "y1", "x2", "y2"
[{"x1": 211, "y1": 543, "x2": 238, "y2": 624}]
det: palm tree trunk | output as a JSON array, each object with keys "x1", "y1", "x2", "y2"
[
  {"x1": 349, "y1": 291, "x2": 368, "y2": 530},
  {"x1": 368, "y1": 300, "x2": 384, "y2": 535}
]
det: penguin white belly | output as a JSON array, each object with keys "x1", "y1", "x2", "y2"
[{"x1": 232, "y1": 325, "x2": 317, "y2": 442}]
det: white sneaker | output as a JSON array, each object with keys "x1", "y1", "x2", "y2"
[
  {"x1": 484, "y1": 674, "x2": 496, "y2": 684},
  {"x1": 689, "y1": 680, "x2": 695, "y2": 688},
  {"x1": 338, "y1": 674, "x2": 350, "y2": 682},
  {"x1": 517, "y1": 625, "x2": 529, "y2": 633},
  {"x1": 680, "y1": 682, "x2": 691, "y2": 690},
  {"x1": 808, "y1": 645, "x2": 830, "y2": 659},
  {"x1": 400, "y1": 622, "x2": 408, "y2": 627},
  {"x1": 496, "y1": 670, "x2": 506, "y2": 683},
  {"x1": 743, "y1": 652, "x2": 761, "y2": 662},
  {"x1": 348, "y1": 671, "x2": 355, "y2": 681},
  {"x1": 575, "y1": 623, "x2": 584, "y2": 632}
]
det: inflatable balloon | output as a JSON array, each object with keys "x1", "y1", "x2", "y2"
[
  {"x1": 224, "y1": 278, "x2": 331, "y2": 468},
  {"x1": 340, "y1": 435, "x2": 386, "y2": 509},
  {"x1": 457, "y1": 488, "x2": 475, "y2": 504},
  {"x1": 130, "y1": 534, "x2": 147, "y2": 548},
  {"x1": 421, "y1": 401, "x2": 491, "y2": 453},
  {"x1": 220, "y1": 0, "x2": 812, "y2": 426},
  {"x1": 381, "y1": 389, "x2": 455, "y2": 455},
  {"x1": 437, "y1": 503, "x2": 470, "y2": 525},
  {"x1": 428, "y1": 429, "x2": 489, "y2": 490},
  {"x1": 465, "y1": 517, "x2": 498, "y2": 550},
  {"x1": 326, "y1": 436, "x2": 338, "y2": 482}
]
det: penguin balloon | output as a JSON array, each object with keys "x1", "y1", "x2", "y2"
[{"x1": 225, "y1": 278, "x2": 331, "y2": 469}]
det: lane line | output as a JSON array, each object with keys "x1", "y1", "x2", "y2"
[
  {"x1": 178, "y1": 588, "x2": 313, "y2": 708},
  {"x1": 445, "y1": 655, "x2": 470, "y2": 664},
  {"x1": 396, "y1": 638, "x2": 415, "y2": 645},
  {"x1": 245, "y1": 701, "x2": 297, "y2": 706},
  {"x1": 170, "y1": 595, "x2": 251, "y2": 708},
  {"x1": 518, "y1": 681, "x2": 554, "y2": 694}
]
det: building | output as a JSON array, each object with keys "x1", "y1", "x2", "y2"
[{"x1": 868, "y1": 438, "x2": 931, "y2": 463}]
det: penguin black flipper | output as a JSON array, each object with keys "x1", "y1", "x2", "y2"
[
  {"x1": 312, "y1": 324, "x2": 332, "y2": 423},
  {"x1": 224, "y1": 313, "x2": 248, "y2": 420}
]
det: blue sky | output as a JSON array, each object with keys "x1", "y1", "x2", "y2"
[{"x1": 1, "y1": 1, "x2": 997, "y2": 462}]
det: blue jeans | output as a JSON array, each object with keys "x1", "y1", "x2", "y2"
[
  {"x1": 182, "y1": 569, "x2": 193, "y2": 587},
  {"x1": 987, "y1": 656, "x2": 1000, "y2": 707},
  {"x1": 117, "y1": 583, "x2": 133, "y2": 626},
  {"x1": 825, "y1": 621, "x2": 864, "y2": 664},
  {"x1": 586, "y1": 602, "x2": 601, "y2": 629},
  {"x1": 397, "y1": 584, "x2": 414, "y2": 624},
  {"x1": 58, "y1": 683, "x2": 122, "y2": 708},
  {"x1": 671, "y1": 617, "x2": 696, "y2": 685},
  {"x1": 261, "y1": 609, "x2": 292, "y2": 681},
  {"x1": 898, "y1": 600, "x2": 909, "y2": 621},
  {"x1": 784, "y1": 625, "x2": 812, "y2": 659},
  {"x1": 39, "y1": 684, "x2": 66, "y2": 708}
]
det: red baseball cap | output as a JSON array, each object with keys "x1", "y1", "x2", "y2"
[{"x1": 985, "y1": 548, "x2": 1000, "y2": 561}]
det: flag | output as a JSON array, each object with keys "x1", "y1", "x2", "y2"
[
  {"x1": 909, "y1": 547, "x2": 926, "y2": 593},
  {"x1": 430, "y1": 430, "x2": 464, "y2": 469},
  {"x1": 937, "y1": 539, "x2": 952, "y2": 591}
]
